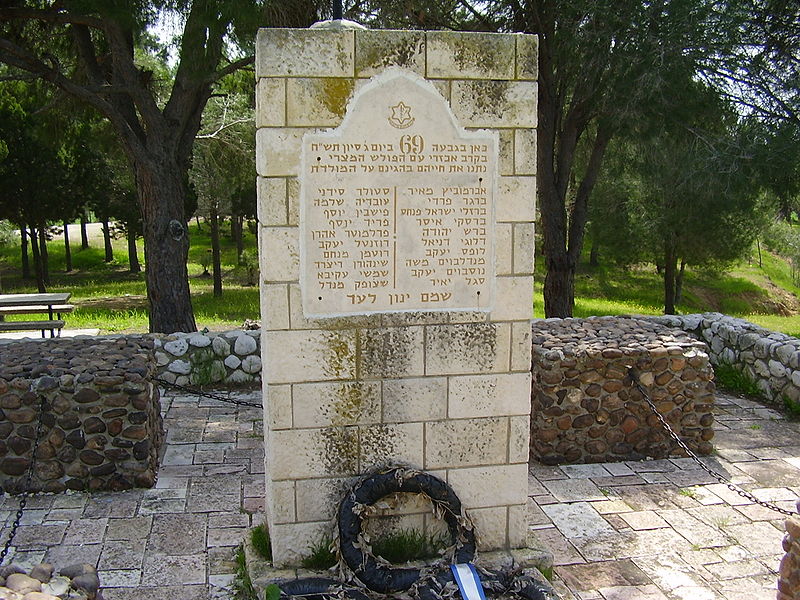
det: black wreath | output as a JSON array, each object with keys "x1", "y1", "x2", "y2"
[
  {"x1": 269, "y1": 467, "x2": 557, "y2": 600},
  {"x1": 337, "y1": 468, "x2": 477, "y2": 594}
]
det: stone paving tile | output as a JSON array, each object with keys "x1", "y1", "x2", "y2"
[
  {"x1": 543, "y1": 478, "x2": 608, "y2": 502},
  {"x1": 543, "y1": 502, "x2": 617, "y2": 538},
  {"x1": 526, "y1": 391, "x2": 794, "y2": 600}
]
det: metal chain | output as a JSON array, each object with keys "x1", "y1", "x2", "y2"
[
  {"x1": 0, "y1": 394, "x2": 48, "y2": 565},
  {"x1": 154, "y1": 377, "x2": 262, "y2": 408},
  {"x1": 627, "y1": 368, "x2": 796, "y2": 517}
]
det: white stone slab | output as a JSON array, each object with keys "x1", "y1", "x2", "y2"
[{"x1": 300, "y1": 68, "x2": 498, "y2": 317}]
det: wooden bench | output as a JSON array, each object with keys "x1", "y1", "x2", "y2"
[
  {"x1": 0, "y1": 320, "x2": 66, "y2": 335},
  {"x1": 0, "y1": 293, "x2": 73, "y2": 338}
]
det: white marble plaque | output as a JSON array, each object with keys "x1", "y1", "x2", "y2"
[{"x1": 300, "y1": 69, "x2": 498, "y2": 317}]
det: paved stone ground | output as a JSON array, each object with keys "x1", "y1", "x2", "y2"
[
  {"x1": 0, "y1": 387, "x2": 796, "y2": 600},
  {"x1": 0, "y1": 388, "x2": 265, "y2": 600},
  {"x1": 535, "y1": 393, "x2": 794, "y2": 600}
]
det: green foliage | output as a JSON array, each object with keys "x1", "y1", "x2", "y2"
[
  {"x1": 538, "y1": 566, "x2": 554, "y2": 582},
  {"x1": 713, "y1": 363, "x2": 762, "y2": 398},
  {"x1": 233, "y1": 545, "x2": 257, "y2": 600},
  {"x1": 264, "y1": 584, "x2": 281, "y2": 600},
  {"x1": 241, "y1": 249, "x2": 259, "y2": 286},
  {"x1": 371, "y1": 528, "x2": 448, "y2": 564},
  {"x1": 783, "y1": 396, "x2": 800, "y2": 419},
  {"x1": 250, "y1": 524, "x2": 272, "y2": 561},
  {"x1": 300, "y1": 537, "x2": 337, "y2": 570}
]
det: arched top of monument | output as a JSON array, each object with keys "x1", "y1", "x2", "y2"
[{"x1": 312, "y1": 67, "x2": 496, "y2": 145}]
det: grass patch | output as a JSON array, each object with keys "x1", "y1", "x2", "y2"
[
  {"x1": 250, "y1": 523, "x2": 272, "y2": 561},
  {"x1": 371, "y1": 528, "x2": 448, "y2": 564},
  {"x1": 300, "y1": 537, "x2": 337, "y2": 570},
  {"x1": 232, "y1": 545, "x2": 257, "y2": 600},
  {"x1": 713, "y1": 362, "x2": 762, "y2": 398},
  {"x1": 0, "y1": 221, "x2": 259, "y2": 333}
]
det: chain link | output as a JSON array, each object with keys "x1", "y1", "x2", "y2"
[
  {"x1": 0, "y1": 393, "x2": 48, "y2": 565},
  {"x1": 627, "y1": 368, "x2": 796, "y2": 517},
  {"x1": 154, "y1": 377, "x2": 262, "y2": 408}
]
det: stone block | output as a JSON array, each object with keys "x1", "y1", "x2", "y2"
[
  {"x1": 509, "y1": 416, "x2": 531, "y2": 463},
  {"x1": 359, "y1": 326, "x2": 425, "y2": 378},
  {"x1": 451, "y1": 80, "x2": 537, "y2": 128},
  {"x1": 448, "y1": 463, "x2": 529, "y2": 508},
  {"x1": 490, "y1": 276, "x2": 534, "y2": 321},
  {"x1": 272, "y1": 480, "x2": 296, "y2": 524},
  {"x1": 448, "y1": 373, "x2": 531, "y2": 418},
  {"x1": 266, "y1": 384, "x2": 292, "y2": 429},
  {"x1": 360, "y1": 422, "x2": 424, "y2": 470},
  {"x1": 261, "y1": 284, "x2": 290, "y2": 330},
  {"x1": 498, "y1": 129, "x2": 514, "y2": 176},
  {"x1": 271, "y1": 427, "x2": 359, "y2": 479},
  {"x1": 256, "y1": 128, "x2": 306, "y2": 177},
  {"x1": 469, "y1": 506, "x2": 508, "y2": 550},
  {"x1": 265, "y1": 329, "x2": 356, "y2": 384},
  {"x1": 507, "y1": 503, "x2": 528, "y2": 548},
  {"x1": 383, "y1": 377, "x2": 447, "y2": 422},
  {"x1": 496, "y1": 223, "x2": 513, "y2": 275},
  {"x1": 257, "y1": 29, "x2": 355, "y2": 78},
  {"x1": 515, "y1": 34, "x2": 539, "y2": 81},
  {"x1": 426, "y1": 31, "x2": 515, "y2": 80},
  {"x1": 269, "y1": 521, "x2": 332, "y2": 568},
  {"x1": 292, "y1": 381, "x2": 381, "y2": 428},
  {"x1": 287, "y1": 178, "x2": 300, "y2": 225},
  {"x1": 257, "y1": 177, "x2": 288, "y2": 226},
  {"x1": 355, "y1": 29, "x2": 425, "y2": 77},
  {"x1": 513, "y1": 222, "x2": 535, "y2": 274},
  {"x1": 295, "y1": 476, "x2": 351, "y2": 522},
  {"x1": 260, "y1": 227, "x2": 299, "y2": 282},
  {"x1": 425, "y1": 323, "x2": 511, "y2": 375},
  {"x1": 497, "y1": 176, "x2": 536, "y2": 222},
  {"x1": 256, "y1": 78, "x2": 286, "y2": 127},
  {"x1": 425, "y1": 418, "x2": 508, "y2": 468},
  {"x1": 514, "y1": 128, "x2": 537, "y2": 175},
  {"x1": 511, "y1": 321, "x2": 533, "y2": 372},
  {"x1": 287, "y1": 78, "x2": 355, "y2": 127}
]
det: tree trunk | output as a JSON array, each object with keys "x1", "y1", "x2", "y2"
[
  {"x1": 38, "y1": 226, "x2": 50, "y2": 286},
  {"x1": 80, "y1": 210, "x2": 90, "y2": 250},
  {"x1": 128, "y1": 231, "x2": 141, "y2": 274},
  {"x1": 20, "y1": 225, "x2": 30, "y2": 279},
  {"x1": 757, "y1": 238, "x2": 762, "y2": 268},
  {"x1": 232, "y1": 213, "x2": 244, "y2": 263},
  {"x1": 210, "y1": 204, "x2": 222, "y2": 298},
  {"x1": 29, "y1": 225, "x2": 45, "y2": 292},
  {"x1": 589, "y1": 240, "x2": 599, "y2": 267},
  {"x1": 101, "y1": 217, "x2": 113, "y2": 262},
  {"x1": 63, "y1": 220, "x2": 72, "y2": 272},
  {"x1": 135, "y1": 158, "x2": 196, "y2": 333},
  {"x1": 675, "y1": 260, "x2": 686, "y2": 305},
  {"x1": 663, "y1": 241, "x2": 677, "y2": 315}
]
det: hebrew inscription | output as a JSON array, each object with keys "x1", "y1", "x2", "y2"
[{"x1": 301, "y1": 69, "x2": 497, "y2": 317}]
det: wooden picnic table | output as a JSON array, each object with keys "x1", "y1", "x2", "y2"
[{"x1": 0, "y1": 292, "x2": 74, "y2": 338}]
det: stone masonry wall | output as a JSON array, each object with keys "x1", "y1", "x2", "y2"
[
  {"x1": 531, "y1": 317, "x2": 715, "y2": 464},
  {"x1": 153, "y1": 329, "x2": 261, "y2": 386},
  {"x1": 0, "y1": 337, "x2": 162, "y2": 493},
  {"x1": 257, "y1": 27, "x2": 538, "y2": 565},
  {"x1": 779, "y1": 508, "x2": 800, "y2": 600},
  {"x1": 650, "y1": 313, "x2": 800, "y2": 404}
]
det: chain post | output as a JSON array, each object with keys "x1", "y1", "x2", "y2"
[
  {"x1": 0, "y1": 393, "x2": 48, "y2": 565},
  {"x1": 627, "y1": 368, "x2": 796, "y2": 518}
]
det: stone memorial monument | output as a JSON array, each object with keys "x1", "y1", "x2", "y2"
[{"x1": 257, "y1": 24, "x2": 538, "y2": 566}]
